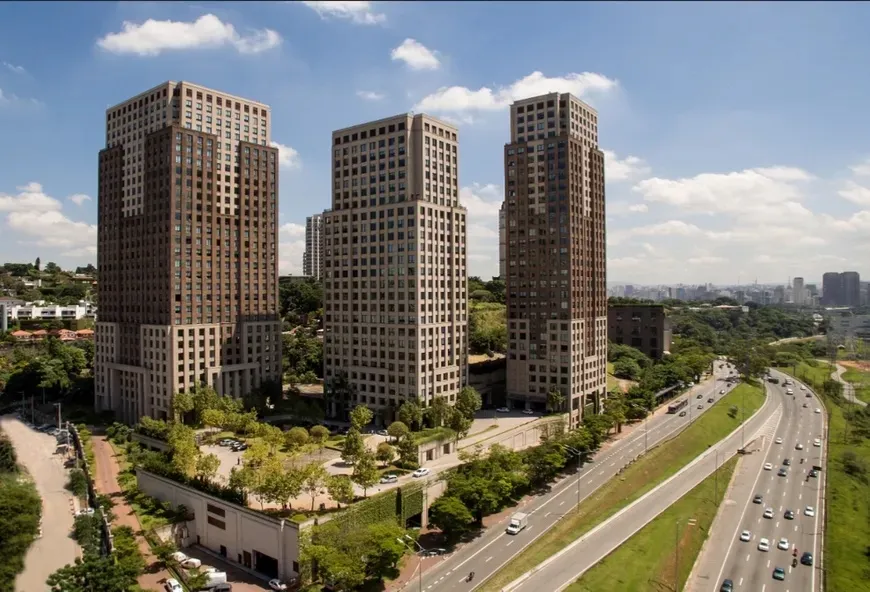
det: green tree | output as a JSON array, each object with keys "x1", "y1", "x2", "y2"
[
  {"x1": 0, "y1": 473, "x2": 41, "y2": 583},
  {"x1": 396, "y1": 436, "x2": 419, "y2": 469},
  {"x1": 612, "y1": 357, "x2": 642, "y2": 380},
  {"x1": 425, "y1": 396, "x2": 451, "y2": 427},
  {"x1": 65, "y1": 469, "x2": 88, "y2": 498},
  {"x1": 341, "y1": 428, "x2": 365, "y2": 465},
  {"x1": 326, "y1": 475, "x2": 355, "y2": 505},
  {"x1": 172, "y1": 391, "x2": 195, "y2": 423},
  {"x1": 243, "y1": 440, "x2": 271, "y2": 468},
  {"x1": 364, "y1": 522, "x2": 408, "y2": 578},
  {"x1": 350, "y1": 404, "x2": 374, "y2": 431},
  {"x1": 397, "y1": 401, "x2": 423, "y2": 431},
  {"x1": 386, "y1": 420, "x2": 410, "y2": 442},
  {"x1": 309, "y1": 425, "x2": 330, "y2": 455},
  {"x1": 351, "y1": 449, "x2": 379, "y2": 497},
  {"x1": 186, "y1": 568, "x2": 211, "y2": 591},
  {"x1": 523, "y1": 441, "x2": 567, "y2": 485},
  {"x1": 455, "y1": 386, "x2": 483, "y2": 420},
  {"x1": 546, "y1": 389, "x2": 566, "y2": 413},
  {"x1": 302, "y1": 463, "x2": 329, "y2": 511},
  {"x1": 259, "y1": 424, "x2": 285, "y2": 455},
  {"x1": 284, "y1": 426, "x2": 310, "y2": 452},
  {"x1": 447, "y1": 409, "x2": 473, "y2": 442},
  {"x1": 375, "y1": 442, "x2": 396, "y2": 467},
  {"x1": 46, "y1": 555, "x2": 136, "y2": 592},
  {"x1": 429, "y1": 495, "x2": 475, "y2": 540},
  {"x1": 582, "y1": 413, "x2": 611, "y2": 448},
  {"x1": 194, "y1": 453, "x2": 221, "y2": 483},
  {"x1": 603, "y1": 394, "x2": 627, "y2": 433},
  {"x1": 167, "y1": 422, "x2": 199, "y2": 477}
]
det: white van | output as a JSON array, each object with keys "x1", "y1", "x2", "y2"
[{"x1": 204, "y1": 572, "x2": 228, "y2": 589}]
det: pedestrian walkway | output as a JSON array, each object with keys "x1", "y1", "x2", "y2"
[{"x1": 831, "y1": 362, "x2": 867, "y2": 407}]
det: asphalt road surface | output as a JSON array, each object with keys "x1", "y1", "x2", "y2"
[
  {"x1": 503, "y1": 376, "x2": 784, "y2": 592},
  {"x1": 399, "y1": 366, "x2": 737, "y2": 592},
  {"x1": 697, "y1": 371, "x2": 826, "y2": 592}
]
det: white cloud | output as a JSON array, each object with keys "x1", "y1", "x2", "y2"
[
  {"x1": 838, "y1": 180, "x2": 870, "y2": 206},
  {"x1": 849, "y1": 158, "x2": 870, "y2": 177},
  {"x1": 603, "y1": 150, "x2": 651, "y2": 182},
  {"x1": 356, "y1": 90, "x2": 385, "y2": 101},
  {"x1": 627, "y1": 204, "x2": 648, "y2": 213},
  {"x1": 0, "y1": 182, "x2": 62, "y2": 213},
  {"x1": 7, "y1": 210, "x2": 97, "y2": 256},
  {"x1": 459, "y1": 183, "x2": 503, "y2": 278},
  {"x1": 687, "y1": 255, "x2": 727, "y2": 265},
  {"x1": 68, "y1": 194, "x2": 91, "y2": 206},
  {"x1": 270, "y1": 141, "x2": 301, "y2": 169},
  {"x1": 391, "y1": 39, "x2": 440, "y2": 71},
  {"x1": 414, "y1": 71, "x2": 617, "y2": 113},
  {"x1": 2, "y1": 61, "x2": 25, "y2": 74},
  {"x1": 280, "y1": 222, "x2": 306, "y2": 239},
  {"x1": 300, "y1": 1, "x2": 386, "y2": 25},
  {"x1": 97, "y1": 14, "x2": 281, "y2": 56},
  {"x1": 278, "y1": 222, "x2": 306, "y2": 275}
]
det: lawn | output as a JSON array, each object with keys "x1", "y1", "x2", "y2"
[
  {"x1": 606, "y1": 362, "x2": 620, "y2": 392},
  {"x1": 841, "y1": 367, "x2": 870, "y2": 404},
  {"x1": 412, "y1": 426, "x2": 456, "y2": 445},
  {"x1": 479, "y1": 382, "x2": 764, "y2": 592},
  {"x1": 567, "y1": 456, "x2": 738, "y2": 592},
  {"x1": 782, "y1": 361, "x2": 870, "y2": 591}
]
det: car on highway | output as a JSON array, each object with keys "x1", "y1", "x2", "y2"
[
  {"x1": 697, "y1": 404, "x2": 704, "y2": 409},
  {"x1": 773, "y1": 567, "x2": 786, "y2": 581},
  {"x1": 707, "y1": 397, "x2": 714, "y2": 403},
  {"x1": 740, "y1": 530, "x2": 751, "y2": 542},
  {"x1": 697, "y1": 394, "x2": 703, "y2": 399},
  {"x1": 720, "y1": 579, "x2": 734, "y2": 592},
  {"x1": 719, "y1": 389, "x2": 726, "y2": 394},
  {"x1": 379, "y1": 474, "x2": 398, "y2": 484},
  {"x1": 775, "y1": 437, "x2": 783, "y2": 444},
  {"x1": 412, "y1": 467, "x2": 431, "y2": 478},
  {"x1": 806, "y1": 392, "x2": 812, "y2": 398},
  {"x1": 815, "y1": 408, "x2": 822, "y2": 414},
  {"x1": 795, "y1": 443, "x2": 804, "y2": 450},
  {"x1": 758, "y1": 537, "x2": 770, "y2": 551},
  {"x1": 777, "y1": 467, "x2": 788, "y2": 477},
  {"x1": 800, "y1": 385, "x2": 806, "y2": 390},
  {"x1": 783, "y1": 458, "x2": 791, "y2": 466},
  {"x1": 496, "y1": 407, "x2": 510, "y2": 413},
  {"x1": 813, "y1": 438, "x2": 822, "y2": 447},
  {"x1": 784, "y1": 509, "x2": 795, "y2": 520},
  {"x1": 165, "y1": 579, "x2": 183, "y2": 592},
  {"x1": 777, "y1": 537, "x2": 790, "y2": 551},
  {"x1": 804, "y1": 506, "x2": 815, "y2": 517},
  {"x1": 809, "y1": 469, "x2": 819, "y2": 478},
  {"x1": 803, "y1": 403, "x2": 809, "y2": 408},
  {"x1": 679, "y1": 411, "x2": 687, "y2": 417},
  {"x1": 753, "y1": 494, "x2": 763, "y2": 504},
  {"x1": 801, "y1": 552, "x2": 814, "y2": 566},
  {"x1": 763, "y1": 462, "x2": 773, "y2": 471},
  {"x1": 763, "y1": 507, "x2": 774, "y2": 519}
]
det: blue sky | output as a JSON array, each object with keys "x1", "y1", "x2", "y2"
[{"x1": 2, "y1": 1, "x2": 870, "y2": 285}]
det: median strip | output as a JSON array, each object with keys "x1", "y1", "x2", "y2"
[{"x1": 479, "y1": 383, "x2": 765, "y2": 592}]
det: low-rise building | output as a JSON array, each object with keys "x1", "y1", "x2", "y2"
[
  {"x1": 4, "y1": 303, "x2": 95, "y2": 321},
  {"x1": 607, "y1": 303, "x2": 672, "y2": 360}
]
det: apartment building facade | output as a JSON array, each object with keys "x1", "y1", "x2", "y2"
[
  {"x1": 303, "y1": 213, "x2": 324, "y2": 280},
  {"x1": 503, "y1": 93, "x2": 607, "y2": 428},
  {"x1": 607, "y1": 303, "x2": 671, "y2": 360},
  {"x1": 322, "y1": 114, "x2": 468, "y2": 422},
  {"x1": 95, "y1": 81, "x2": 281, "y2": 424},
  {"x1": 499, "y1": 202, "x2": 507, "y2": 279}
]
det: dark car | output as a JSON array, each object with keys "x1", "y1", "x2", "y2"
[
  {"x1": 784, "y1": 509, "x2": 795, "y2": 520},
  {"x1": 809, "y1": 469, "x2": 819, "y2": 478},
  {"x1": 720, "y1": 579, "x2": 734, "y2": 592},
  {"x1": 753, "y1": 494, "x2": 763, "y2": 504},
  {"x1": 777, "y1": 467, "x2": 788, "y2": 477},
  {"x1": 679, "y1": 411, "x2": 687, "y2": 417},
  {"x1": 783, "y1": 458, "x2": 791, "y2": 466},
  {"x1": 801, "y1": 552, "x2": 814, "y2": 566},
  {"x1": 773, "y1": 567, "x2": 786, "y2": 581}
]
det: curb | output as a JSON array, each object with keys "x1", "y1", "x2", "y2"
[{"x1": 502, "y1": 383, "x2": 773, "y2": 592}]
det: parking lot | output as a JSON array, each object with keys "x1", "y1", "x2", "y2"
[
  {"x1": 0, "y1": 415, "x2": 79, "y2": 591},
  {"x1": 171, "y1": 546, "x2": 273, "y2": 592}
]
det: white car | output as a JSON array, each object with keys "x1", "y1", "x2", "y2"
[
  {"x1": 763, "y1": 507, "x2": 774, "y2": 519},
  {"x1": 815, "y1": 408, "x2": 822, "y2": 414},
  {"x1": 813, "y1": 438, "x2": 821, "y2": 447},
  {"x1": 522, "y1": 409, "x2": 536, "y2": 415},
  {"x1": 775, "y1": 437, "x2": 783, "y2": 444},
  {"x1": 170, "y1": 551, "x2": 188, "y2": 563},
  {"x1": 805, "y1": 506, "x2": 815, "y2": 517},
  {"x1": 777, "y1": 537, "x2": 789, "y2": 551},
  {"x1": 740, "y1": 530, "x2": 751, "y2": 542},
  {"x1": 763, "y1": 462, "x2": 773, "y2": 471},
  {"x1": 800, "y1": 385, "x2": 806, "y2": 390},
  {"x1": 758, "y1": 537, "x2": 770, "y2": 551},
  {"x1": 496, "y1": 407, "x2": 510, "y2": 413},
  {"x1": 719, "y1": 389, "x2": 726, "y2": 394},
  {"x1": 165, "y1": 579, "x2": 183, "y2": 592},
  {"x1": 269, "y1": 580, "x2": 289, "y2": 591},
  {"x1": 379, "y1": 474, "x2": 398, "y2": 484},
  {"x1": 412, "y1": 467, "x2": 431, "y2": 478},
  {"x1": 180, "y1": 558, "x2": 201, "y2": 569},
  {"x1": 796, "y1": 443, "x2": 804, "y2": 450}
]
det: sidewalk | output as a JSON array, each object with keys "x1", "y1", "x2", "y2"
[
  {"x1": 830, "y1": 362, "x2": 867, "y2": 407},
  {"x1": 91, "y1": 436, "x2": 171, "y2": 591}
]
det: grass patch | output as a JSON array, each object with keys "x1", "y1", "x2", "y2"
[
  {"x1": 413, "y1": 427, "x2": 456, "y2": 445},
  {"x1": 783, "y1": 361, "x2": 870, "y2": 591},
  {"x1": 109, "y1": 440, "x2": 178, "y2": 531},
  {"x1": 479, "y1": 383, "x2": 764, "y2": 592},
  {"x1": 841, "y1": 367, "x2": 870, "y2": 404},
  {"x1": 567, "y1": 456, "x2": 738, "y2": 591}
]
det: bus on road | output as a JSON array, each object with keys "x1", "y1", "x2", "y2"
[{"x1": 668, "y1": 399, "x2": 688, "y2": 414}]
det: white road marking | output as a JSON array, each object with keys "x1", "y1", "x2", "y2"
[
  {"x1": 544, "y1": 513, "x2": 551, "y2": 518},
  {"x1": 610, "y1": 462, "x2": 616, "y2": 467},
  {"x1": 767, "y1": 559, "x2": 771, "y2": 568},
  {"x1": 746, "y1": 554, "x2": 750, "y2": 562},
  {"x1": 739, "y1": 577, "x2": 743, "y2": 586},
  {"x1": 559, "y1": 501, "x2": 565, "y2": 506},
  {"x1": 505, "y1": 541, "x2": 514, "y2": 547},
  {"x1": 795, "y1": 525, "x2": 798, "y2": 532},
  {"x1": 485, "y1": 556, "x2": 492, "y2": 563}
]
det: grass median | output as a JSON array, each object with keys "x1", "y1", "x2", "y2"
[
  {"x1": 479, "y1": 382, "x2": 764, "y2": 592},
  {"x1": 567, "y1": 455, "x2": 738, "y2": 592},
  {"x1": 785, "y1": 361, "x2": 870, "y2": 590}
]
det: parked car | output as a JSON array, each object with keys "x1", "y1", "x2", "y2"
[
  {"x1": 218, "y1": 439, "x2": 235, "y2": 447},
  {"x1": 268, "y1": 580, "x2": 288, "y2": 591},
  {"x1": 170, "y1": 551, "x2": 188, "y2": 563},
  {"x1": 425, "y1": 548, "x2": 447, "y2": 556},
  {"x1": 165, "y1": 578, "x2": 183, "y2": 592},
  {"x1": 180, "y1": 558, "x2": 201, "y2": 569},
  {"x1": 412, "y1": 467, "x2": 431, "y2": 478},
  {"x1": 380, "y1": 474, "x2": 398, "y2": 484},
  {"x1": 522, "y1": 409, "x2": 535, "y2": 415},
  {"x1": 496, "y1": 407, "x2": 510, "y2": 413}
]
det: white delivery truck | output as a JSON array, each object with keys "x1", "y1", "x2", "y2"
[
  {"x1": 506, "y1": 512, "x2": 528, "y2": 535},
  {"x1": 204, "y1": 572, "x2": 229, "y2": 589}
]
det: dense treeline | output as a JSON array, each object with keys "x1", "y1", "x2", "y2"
[
  {"x1": 0, "y1": 337, "x2": 94, "y2": 410},
  {"x1": 0, "y1": 429, "x2": 42, "y2": 584}
]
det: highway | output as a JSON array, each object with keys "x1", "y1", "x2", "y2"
[
  {"x1": 399, "y1": 365, "x2": 737, "y2": 592},
  {"x1": 501, "y1": 377, "x2": 783, "y2": 592},
  {"x1": 692, "y1": 370, "x2": 826, "y2": 592}
]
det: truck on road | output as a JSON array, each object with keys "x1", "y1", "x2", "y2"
[{"x1": 506, "y1": 512, "x2": 528, "y2": 535}]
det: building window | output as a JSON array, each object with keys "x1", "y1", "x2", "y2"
[
  {"x1": 207, "y1": 516, "x2": 226, "y2": 530},
  {"x1": 207, "y1": 503, "x2": 226, "y2": 518}
]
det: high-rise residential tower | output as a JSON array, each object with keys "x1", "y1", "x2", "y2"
[
  {"x1": 304, "y1": 213, "x2": 324, "y2": 279},
  {"x1": 842, "y1": 271, "x2": 861, "y2": 307},
  {"x1": 822, "y1": 272, "x2": 842, "y2": 306},
  {"x1": 503, "y1": 93, "x2": 607, "y2": 428},
  {"x1": 95, "y1": 81, "x2": 281, "y2": 424},
  {"x1": 792, "y1": 277, "x2": 805, "y2": 305},
  {"x1": 499, "y1": 202, "x2": 507, "y2": 279},
  {"x1": 322, "y1": 114, "x2": 468, "y2": 422}
]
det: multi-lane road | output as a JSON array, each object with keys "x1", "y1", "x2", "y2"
[
  {"x1": 693, "y1": 370, "x2": 826, "y2": 592},
  {"x1": 400, "y1": 366, "x2": 737, "y2": 592}
]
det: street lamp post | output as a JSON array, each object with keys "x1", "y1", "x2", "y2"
[
  {"x1": 398, "y1": 535, "x2": 426, "y2": 592},
  {"x1": 557, "y1": 444, "x2": 584, "y2": 511}
]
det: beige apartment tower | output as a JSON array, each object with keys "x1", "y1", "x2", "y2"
[
  {"x1": 503, "y1": 92, "x2": 607, "y2": 428},
  {"x1": 303, "y1": 213, "x2": 324, "y2": 279},
  {"x1": 95, "y1": 81, "x2": 282, "y2": 424},
  {"x1": 323, "y1": 114, "x2": 468, "y2": 423}
]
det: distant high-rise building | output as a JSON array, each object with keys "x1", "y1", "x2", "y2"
[
  {"x1": 503, "y1": 92, "x2": 607, "y2": 428},
  {"x1": 793, "y1": 277, "x2": 805, "y2": 305},
  {"x1": 95, "y1": 81, "x2": 281, "y2": 424},
  {"x1": 842, "y1": 271, "x2": 861, "y2": 307},
  {"x1": 498, "y1": 202, "x2": 506, "y2": 279},
  {"x1": 773, "y1": 285, "x2": 785, "y2": 304},
  {"x1": 303, "y1": 213, "x2": 324, "y2": 280},
  {"x1": 822, "y1": 272, "x2": 842, "y2": 306},
  {"x1": 322, "y1": 113, "x2": 468, "y2": 422}
]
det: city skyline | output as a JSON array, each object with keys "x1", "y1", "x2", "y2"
[{"x1": 2, "y1": 2, "x2": 870, "y2": 283}]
